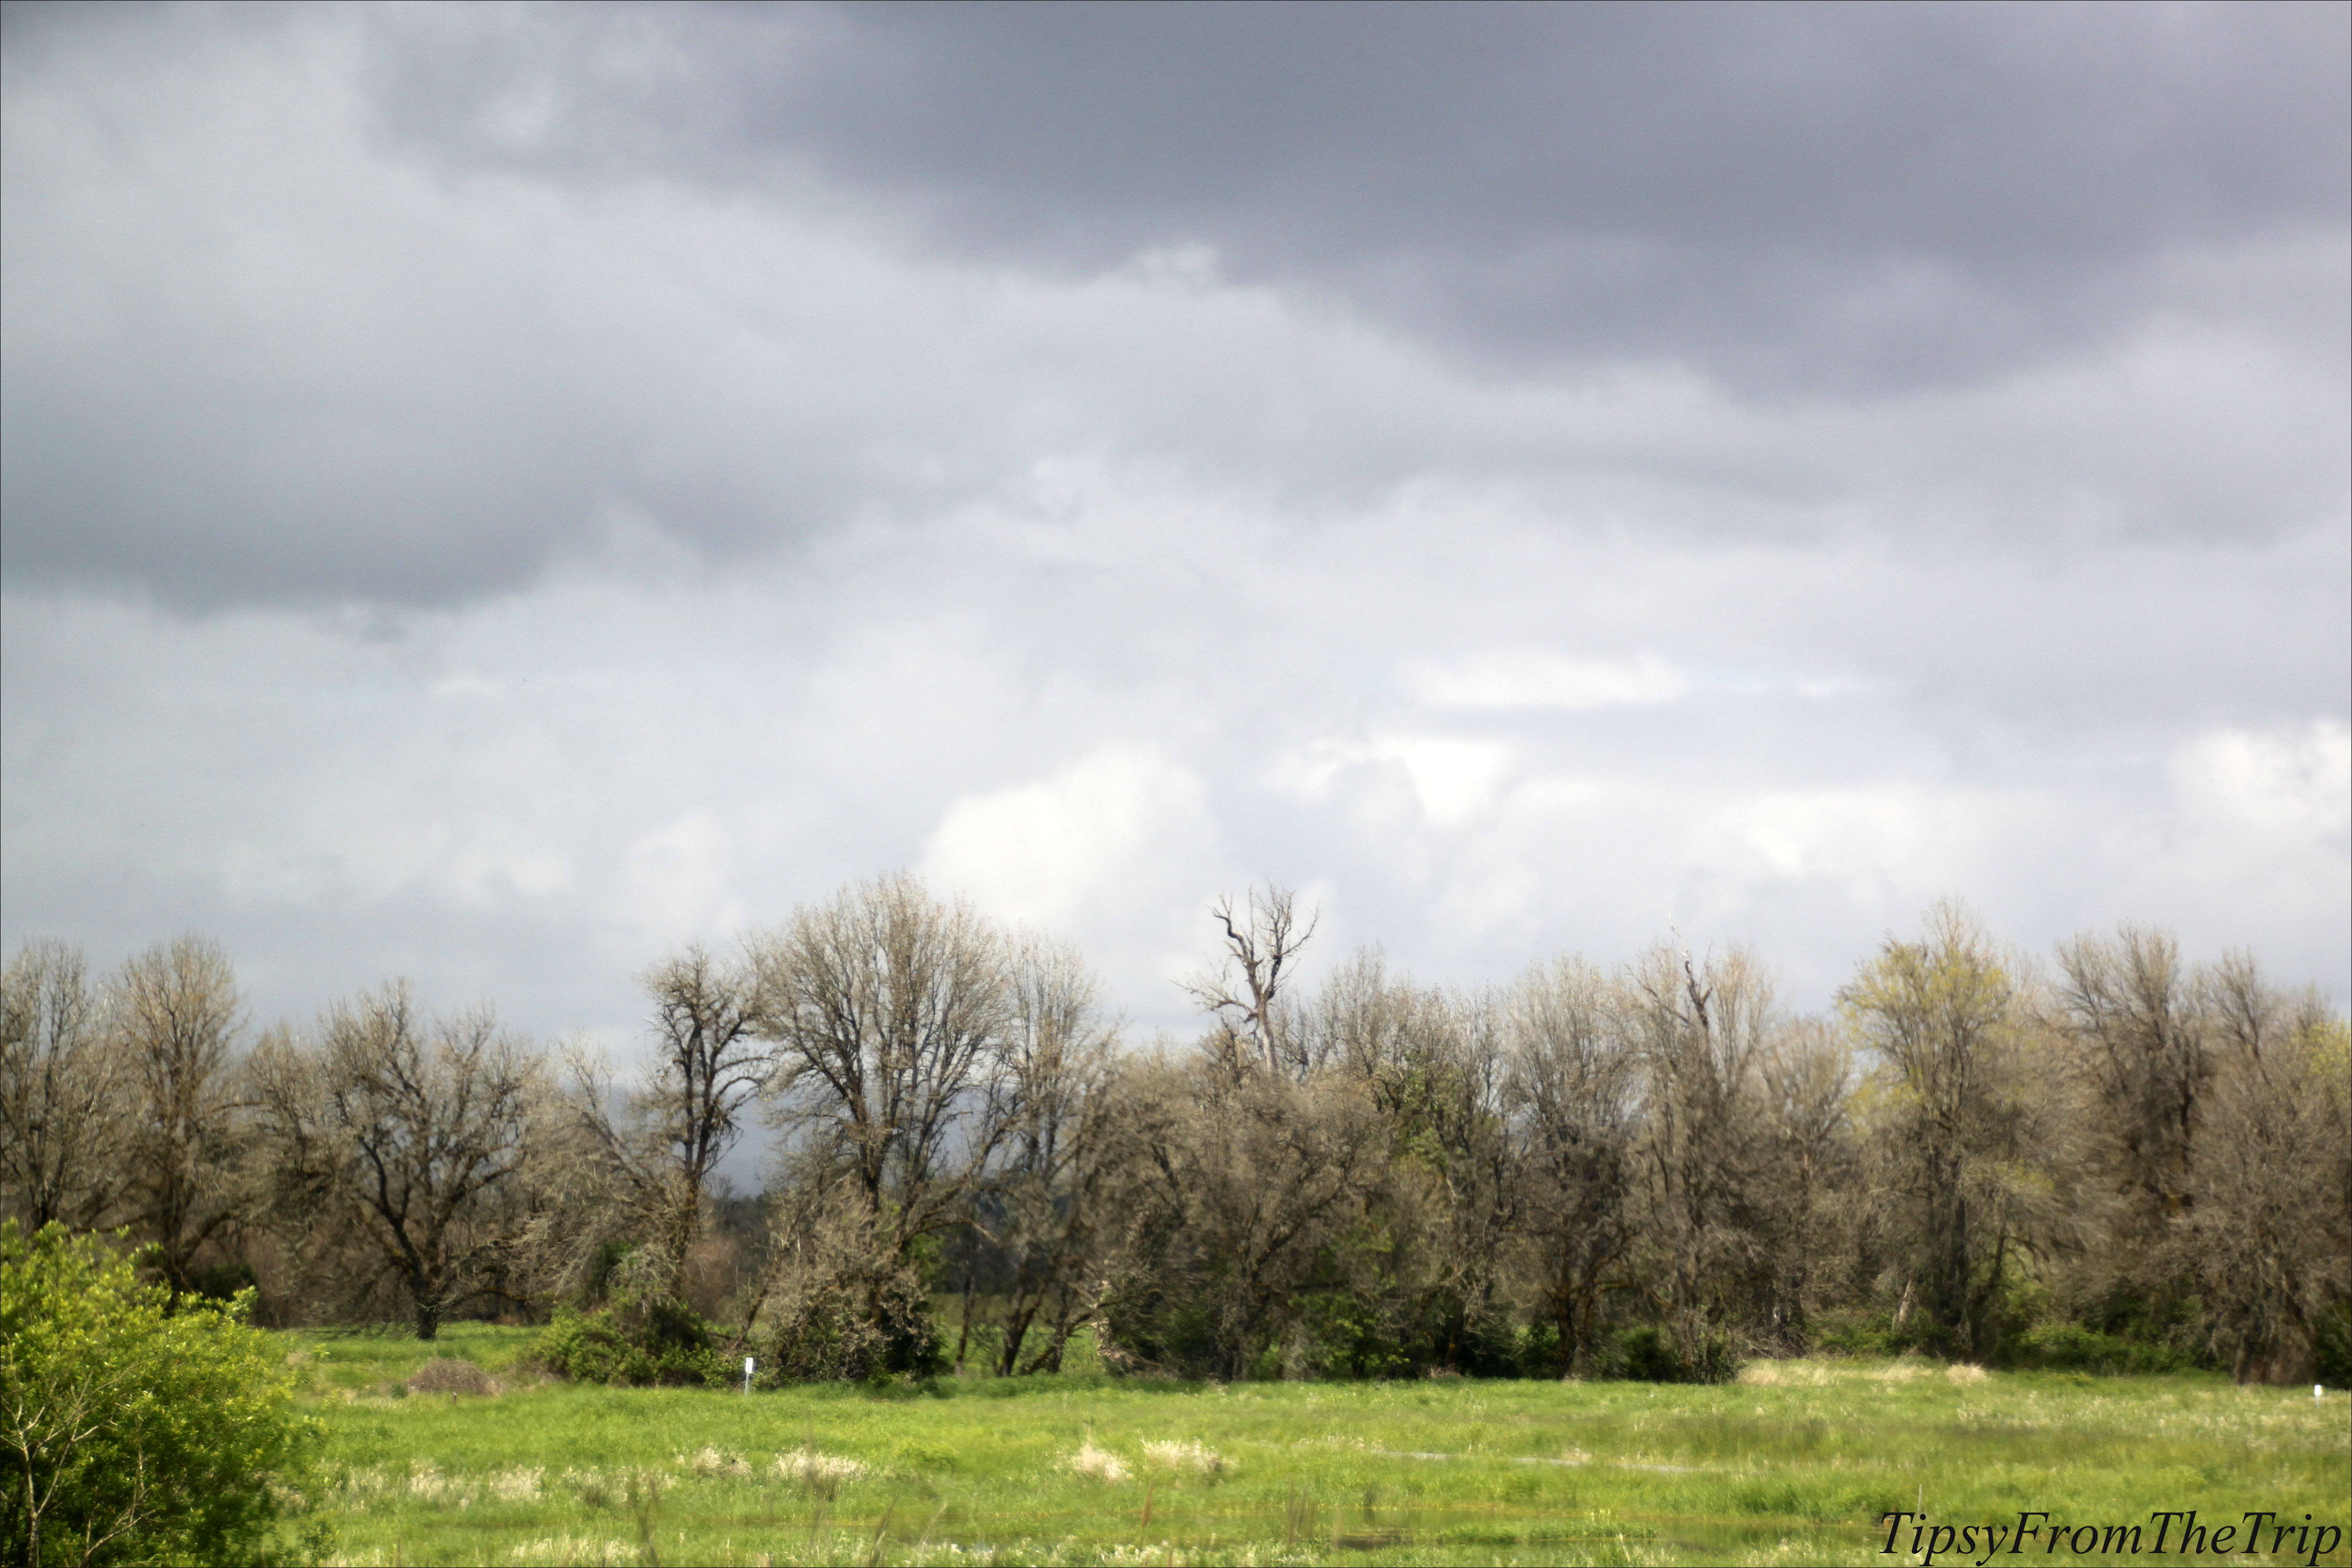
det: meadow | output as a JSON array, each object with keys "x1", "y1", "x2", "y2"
[{"x1": 285, "y1": 1327, "x2": 2349, "y2": 1567}]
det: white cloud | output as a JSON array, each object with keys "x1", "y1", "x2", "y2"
[
  {"x1": 923, "y1": 747, "x2": 1215, "y2": 932},
  {"x1": 2171, "y1": 720, "x2": 2351, "y2": 846},
  {"x1": 1276, "y1": 735, "x2": 1517, "y2": 831},
  {"x1": 619, "y1": 811, "x2": 742, "y2": 946},
  {"x1": 1402, "y1": 653, "x2": 1690, "y2": 711}
]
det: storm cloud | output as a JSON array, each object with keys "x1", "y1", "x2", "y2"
[{"x1": 2, "y1": 2, "x2": 2344, "y2": 1048}]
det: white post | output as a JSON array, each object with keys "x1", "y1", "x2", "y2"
[
  {"x1": 745, "y1": 1356, "x2": 756, "y2": 1395},
  {"x1": 2318, "y1": 1385, "x2": 2325, "y2": 1401}
]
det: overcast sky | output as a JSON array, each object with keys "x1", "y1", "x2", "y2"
[{"x1": 4, "y1": 0, "x2": 2346, "y2": 1058}]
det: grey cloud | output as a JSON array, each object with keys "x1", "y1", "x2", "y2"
[
  {"x1": 4, "y1": 3, "x2": 2342, "y2": 612},
  {"x1": 360, "y1": 1, "x2": 2348, "y2": 388},
  {"x1": 7, "y1": 491, "x2": 2342, "y2": 1043}
]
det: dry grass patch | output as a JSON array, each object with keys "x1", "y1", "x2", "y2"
[
  {"x1": 1140, "y1": 1439, "x2": 1224, "y2": 1475},
  {"x1": 503, "y1": 1534, "x2": 633, "y2": 1565},
  {"x1": 488, "y1": 1466, "x2": 544, "y2": 1501},
  {"x1": 1066, "y1": 1440, "x2": 1132, "y2": 1483},
  {"x1": 680, "y1": 1445, "x2": 751, "y2": 1477},
  {"x1": 774, "y1": 1448, "x2": 868, "y2": 1486}
]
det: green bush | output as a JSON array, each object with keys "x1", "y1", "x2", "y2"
[
  {"x1": 2312, "y1": 1300, "x2": 2352, "y2": 1386},
  {"x1": 2004, "y1": 1321, "x2": 2191, "y2": 1375},
  {"x1": 1807, "y1": 1309, "x2": 1933, "y2": 1359},
  {"x1": 1592, "y1": 1323, "x2": 1739, "y2": 1383},
  {"x1": 0, "y1": 1220, "x2": 324, "y2": 1567},
  {"x1": 532, "y1": 1298, "x2": 722, "y2": 1387}
]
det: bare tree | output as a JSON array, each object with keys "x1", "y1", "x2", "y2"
[
  {"x1": 1314, "y1": 952, "x2": 1516, "y2": 1372},
  {"x1": 2057, "y1": 925, "x2": 2209, "y2": 1233},
  {"x1": 253, "y1": 982, "x2": 545, "y2": 1339},
  {"x1": 1505, "y1": 954, "x2": 1637, "y2": 1375},
  {"x1": 1753, "y1": 1016, "x2": 1856, "y2": 1346},
  {"x1": 572, "y1": 945, "x2": 768, "y2": 1302},
  {"x1": 2176, "y1": 959, "x2": 2351, "y2": 1381},
  {"x1": 970, "y1": 937, "x2": 1130, "y2": 1375},
  {"x1": 749, "y1": 873, "x2": 1015, "y2": 1372},
  {"x1": 111, "y1": 936, "x2": 244, "y2": 1297},
  {"x1": 0, "y1": 941, "x2": 124, "y2": 1233},
  {"x1": 1183, "y1": 886, "x2": 1318, "y2": 1075},
  {"x1": 1624, "y1": 943, "x2": 1778, "y2": 1369},
  {"x1": 1112, "y1": 1052, "x2": 1389, "y2": 1379}
]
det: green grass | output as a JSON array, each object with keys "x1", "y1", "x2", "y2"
[{"x1": 279, "y1": 1333, "x2": 2350, "y2": 1566}]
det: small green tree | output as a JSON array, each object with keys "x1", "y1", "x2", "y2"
[{"x1": 0, "y1": 1221, "x2": 322, "y2": 1566}]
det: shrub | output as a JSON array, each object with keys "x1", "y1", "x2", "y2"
[
  {"x1": 0, "y1": 1220, "x2": 325, "y2": 1567},
  {"x1": 1808, "y1": 1309, "x2": 1933, "y2": 1359},
  {"x1": 1592, "y1": 1324, "x2": 1739, "y2": 1383},
  {"x1": 533, "y1": 1297, "x2": 722, "y2": 1387},
  {"x1": 2004, "y1": 1321, "x2": 2190, "y2": 1375},
  {"x1": 2313, "y1": 1300, "x2": 2352, "y2": 1386}
]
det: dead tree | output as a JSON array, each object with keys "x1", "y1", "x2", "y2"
[{"x1": 1183, "y1": 886, "x2": 1319, "y2": 1075}]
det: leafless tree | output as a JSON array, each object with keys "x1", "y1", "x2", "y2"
[
  {"x1": 1753, "y1": 1016, "x2": 1856, "y2": 1345},
  {"x1": 111, "y1": 935, "x2": 245, "y2": 1297},
  {"x1": 2057, "y1": 925, "x2": 2209, "y2": 1232},
  {"x1": 1183, "y1": 886, "x2": 1319, "y2": 1076},
  {"x1": 1111, "y1": 1051, "x2": 1389, "y2": 1379},
  {"x1": 969, "y1": 937, "x2": 1132, "y2": 1375},
  {"x1": 2175, "y1": 959, "x2": 2351, "y2": 1381},
  {"x1": 571, "y1": 945, "x2": 769, "y2": 1303},
  {"x1": 1505, "y1": 954, "x2": 1637, "y2": 1374},
  {"x1": 0, "y1": 941, "x2": 124, "y2": 1233},
  {"x1": 1314, "y1": 952, "x2": 1516, "y2": 1372},
  {"x1": 749, "y1": 873, "x2": 1015, "y2": 1371},
  {"x1": 252, "y1": 982, "x2": 545, "y2": 1338},
  {"x1": 1624, "y1": 943, "x2": 1779, "y2": 1365}
]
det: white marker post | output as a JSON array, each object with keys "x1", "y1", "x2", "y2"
[{"x1": 745, "y1": 1356, "x2": 756, "y2": 1395}]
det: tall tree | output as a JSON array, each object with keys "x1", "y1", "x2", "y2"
[
  {"x1": 1112, "y1": 1056, "x2": 1389, "y2": 1380},
  {"x1": 1505, "y1": 955, "x2": 1636, "y2": 1375},
  {"x1": 749, "y1": 873, "x2": 1015, "y2": 1373},
  {"x1": 112, "y1": 936, "x2": 243, "y2": 1298},
  {"x1": 971, "y1": 937, "x2": 1129, "y2": 1376},
  {"x1": 1840, "y1": 904, "x2": 2057, "y2": 1359},
  {"x1": 0, "y1": 942, "x2": 124, "y2": 1233},
  {"x1": 1315, "y1": 952, "x2": 1516, "y2": 1373},
  {"x1": 573, "y1": 945, "x2": 768, "y2": 1300},
  {"x1": 253, "y1": 983, "x2": 544, "y2": 1339},
  {"x1": 2057, "y1": 925, "x2": 2209, "y2": 1233},
  {"x1": 1625, "y1": 943, "x2": 1777, "y2": 1366},
  {"x1": 2177, "y1": 959, "x2": 2352, "y2": 1381}
]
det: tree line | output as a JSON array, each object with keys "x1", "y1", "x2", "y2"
[{"x1": 3, "y1": 876, "x2": 2346, "y2": 1385}]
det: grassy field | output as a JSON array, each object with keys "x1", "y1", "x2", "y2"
[{"x1": 282, "y1": 1327, "x2": 2349, "y2": 1566}]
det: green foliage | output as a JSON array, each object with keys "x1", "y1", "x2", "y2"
[
  {"x1": 1514, "y1": 1319, "x2": 1563, "y2": 1377},
  {"x1": 2004, "y1": 1321, "x2": 2194, "y2": 1375},
  {"x1": 1590, "y1": 1323, "x2": 1740, "y2": 1383},
  {"x1": 531, "y1": 1296, "x2": 723, "y2": 1388},
  {"x1": 1807, "y1": 1309, "x2": 1932, "y2": 1359},
  {"x1": 0, "y1": 1220, "x2": 324, "y2": 1567},
  {"x1": 2312, "y1": 1299, "x2": 2352, "y2": 1386}
]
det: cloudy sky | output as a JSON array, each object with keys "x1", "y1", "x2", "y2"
[{"x1": 4, "y1": 0, "x2": 2346, "y2": 1054}]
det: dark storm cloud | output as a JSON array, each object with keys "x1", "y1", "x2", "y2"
[
  {"x1": 361, "y1": 1, "x2": 2349, "y2": 387},
  {"x1": 2, "y1": 2, "x2": 2343, "y2": 612}
]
